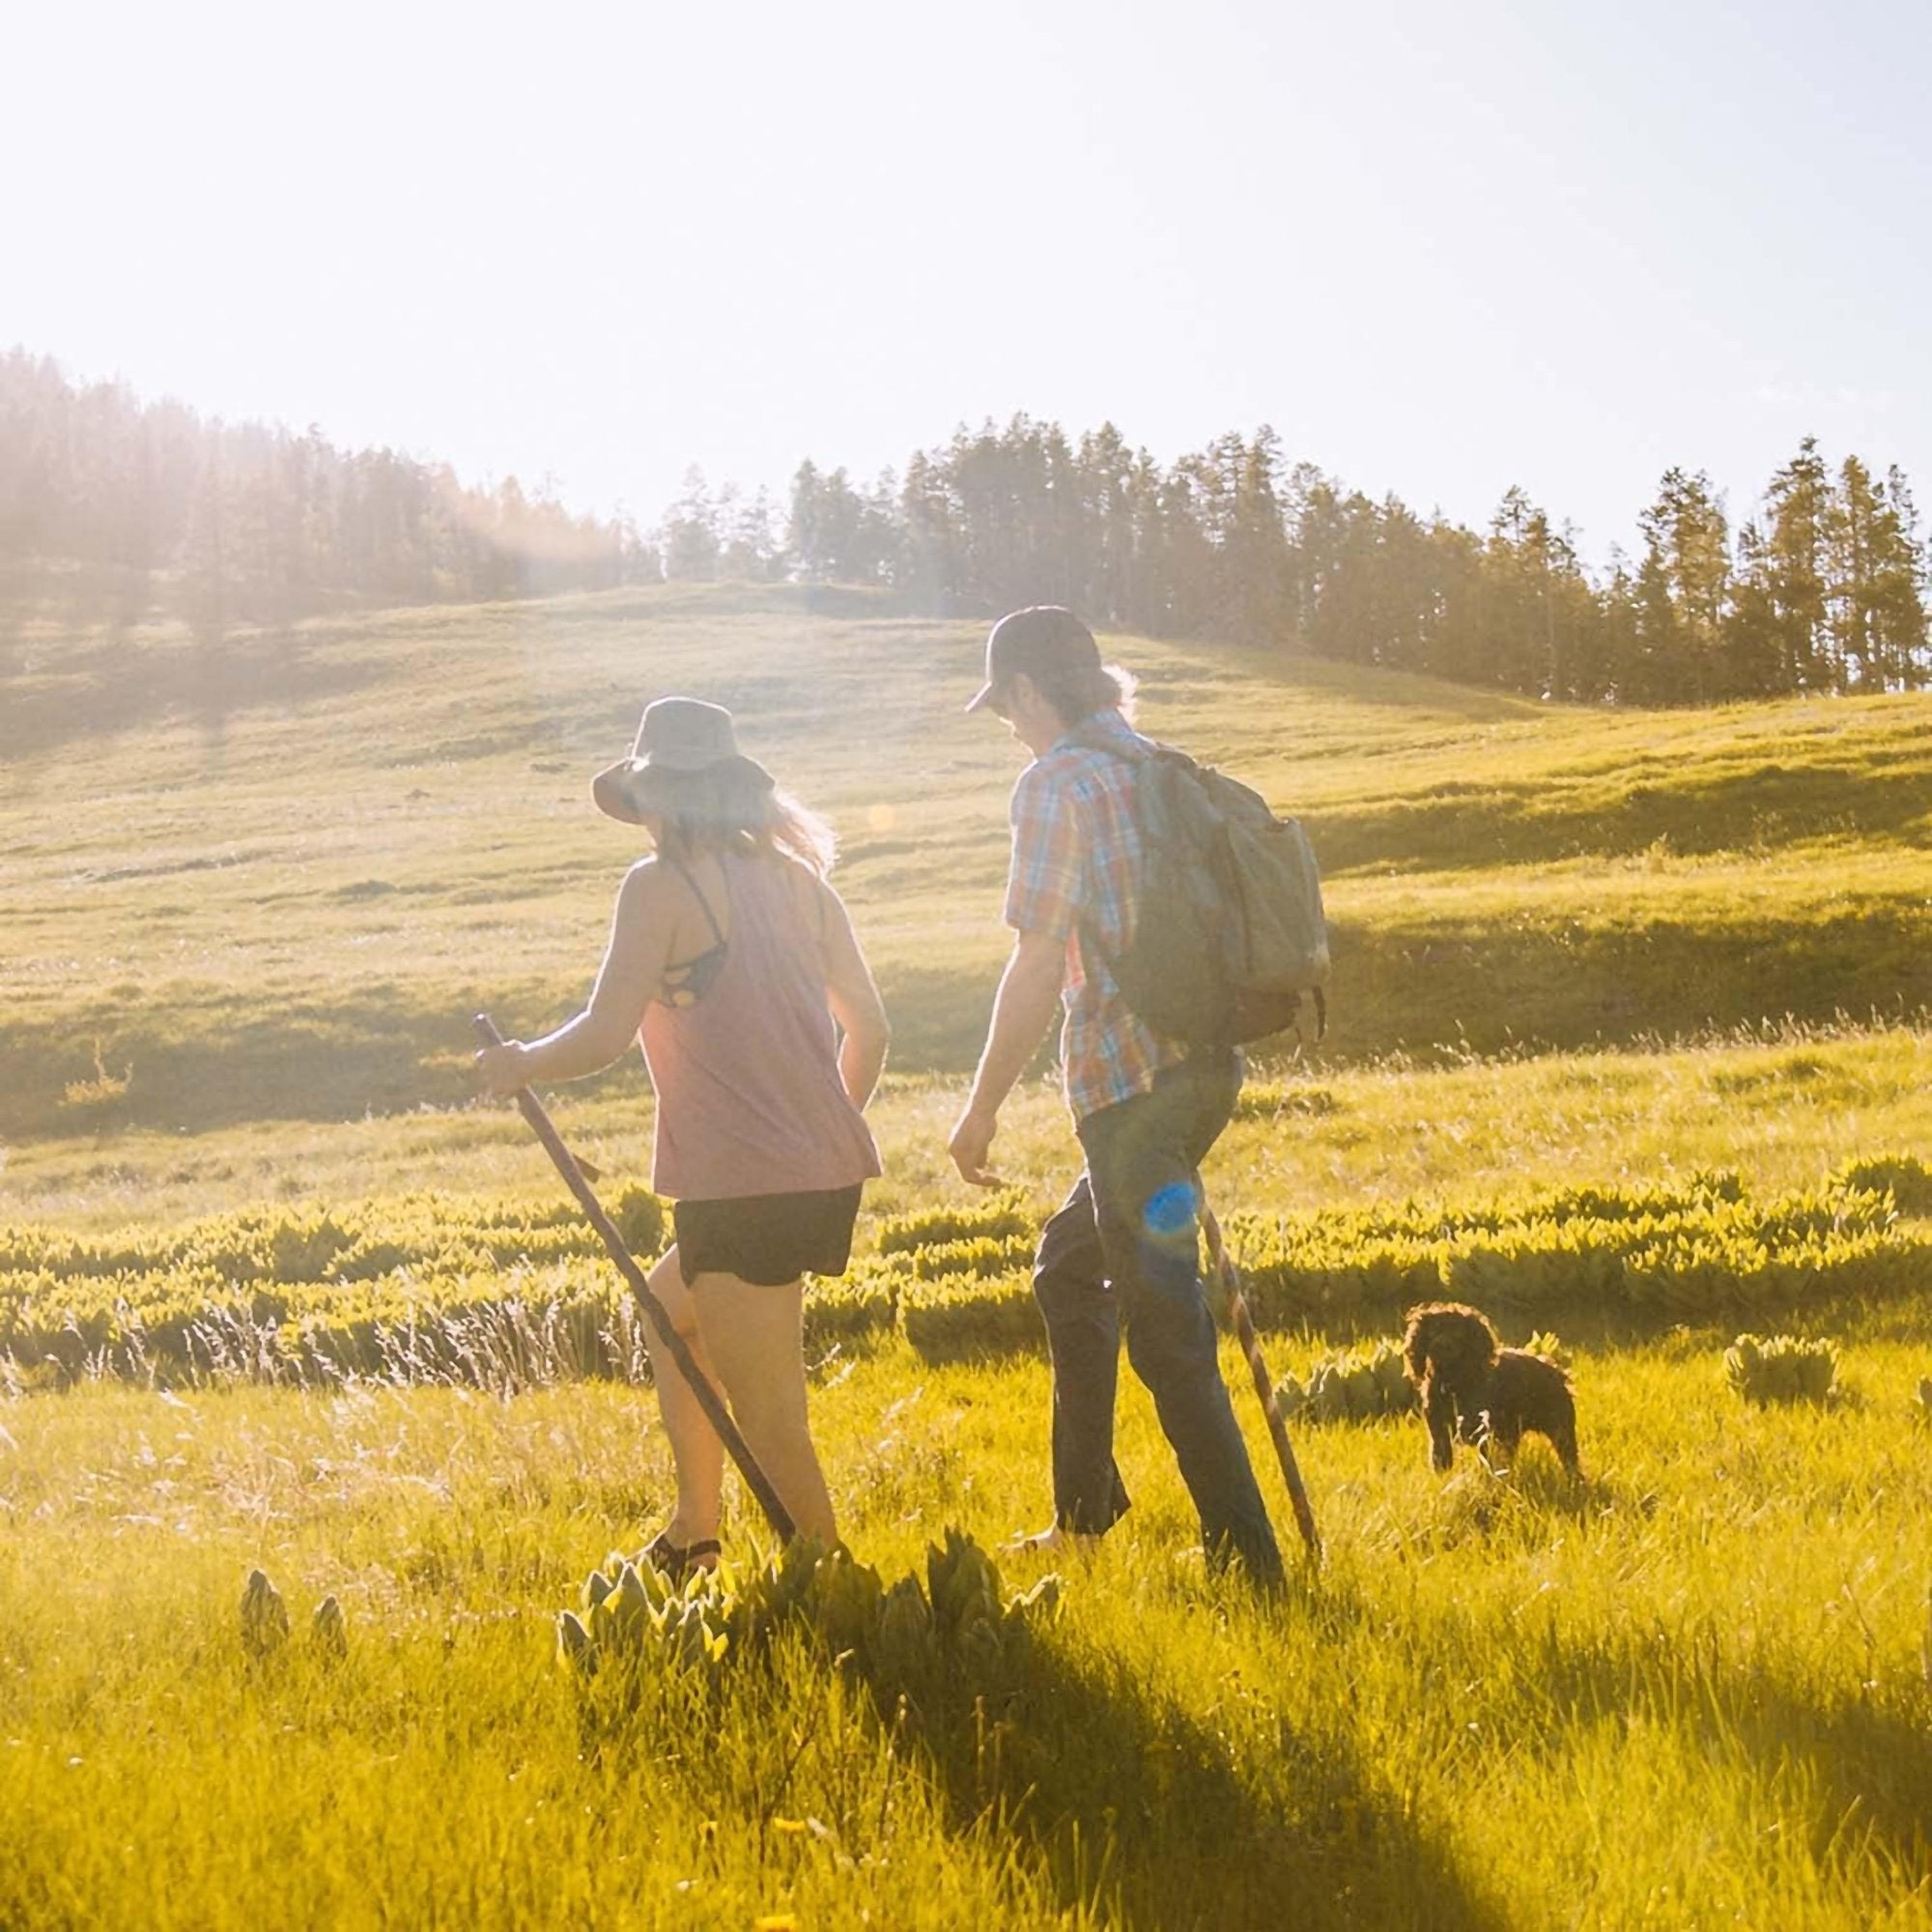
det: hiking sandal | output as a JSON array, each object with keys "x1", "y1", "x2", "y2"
[{"x1": 641, "y1": 1532, "x2": 722, "y2": 1582}]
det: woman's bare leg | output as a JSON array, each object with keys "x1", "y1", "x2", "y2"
[
  {"x1": 688, "y1": 1273, "x2": 837, "y2": 1545},
  {"x1": 639, "y1": 1244, "x2": 725, "y2": 1547}
]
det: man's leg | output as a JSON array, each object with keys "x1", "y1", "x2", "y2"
[
  {"x1": 1082, "y1": 1060, "x2": 1282, "y2": 1583},
  {"x1": 1029, "y1": 1174, "x2": 1131, "y2": 1536}
]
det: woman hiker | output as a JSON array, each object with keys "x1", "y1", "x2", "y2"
[{"x1": 476, "y1": 696, "x2": 889, "y2": 1573}]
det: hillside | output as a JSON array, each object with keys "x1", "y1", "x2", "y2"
[
  {"x1": 2, "y1": 582, "x2": 1927, "y2": 1152},
  {"x1": 7, "y1": 591, "x2": 1932, "y2": 1932}
]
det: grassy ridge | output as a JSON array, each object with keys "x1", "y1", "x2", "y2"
[
  {"x1": 3, "y1": 583, "x2": 1926, "y2": 1140},
  {"x1": 6, "y1": 1013, "x2": 1928, "y2": 1236}
]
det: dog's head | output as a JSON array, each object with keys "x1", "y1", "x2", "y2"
[{"x1": 1402, "y1": 1301, "x2": 1501, "y2": 1386}]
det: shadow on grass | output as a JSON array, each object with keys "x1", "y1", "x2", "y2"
[
  {"x1": 869, "y1": 962, "x2": 1002, "y2": 1078},
  {"x1": 0, "y1": 970, "x2": 995, "y2": 1142},
  {"x1": 1308, "y1": 747, "x2": 1932, "y2": 877},
  {"x1": 1143, "y1": 635, "x2": 1542, "y2": 726},
  {"x1": 3, "y1": 921, "x2": 1924, "y2": 1144},
  {"x1": 569, "y1": 1557, "x2": 1499, "y2": 1929},
  {"x1": 1401, "y1": 1455, "x2": 1642, "y2": 1548},
  {"x1": 0, "y1": 626, "x2": 390, "y2": 766},
  {"x1": 904, "y1": 1625, "x2": 1506, "y2": 1932},
  {"x1": 1318, "y1": 910, "x2": 1931, "y2": 1063},
  {"x1": 1295, "y1": 1515, "x2": 1932, "y2": 1890},
  {"x1": 0, "y1": 977, "x2": 580, "y2": 1139},
  {"x1": 1482, "y1": 1614, "x2": 1932, "y2": 1883}
]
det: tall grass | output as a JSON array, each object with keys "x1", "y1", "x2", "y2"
[{"x1": 4, "y1": 1324, "x2": 1929, "y2": 1928}]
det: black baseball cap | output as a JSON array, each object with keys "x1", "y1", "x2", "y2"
[{"x1": 965, "y1": 606, "x2": 1102, "y2": 714}]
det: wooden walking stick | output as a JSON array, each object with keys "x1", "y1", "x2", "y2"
[
  {"x1": 473, "y1": 1012, "x2": 797, "y2": 1544},
  {"x1": 1201, "y1": 1191, "x2": 1321, "y2": 1562}
]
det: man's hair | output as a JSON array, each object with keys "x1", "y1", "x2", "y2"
[{"x1": 1034, "y1": 658, "x2": 1139, "y2": 726}]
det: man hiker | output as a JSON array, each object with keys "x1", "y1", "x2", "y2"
[{"x1": 948, "y1": 606, "x2": 1284, "y2": 1586}]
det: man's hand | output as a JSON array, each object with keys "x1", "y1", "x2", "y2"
[
  {"x1": 475, "y1": 1041, "x2": 531, "y2": 1098},
  {"x1": 948, "y1": 1101, "x2": 1008, "y2": 1188},
  {"x1": 949, "y1": 931, "x2": 1062, "y2": 1187}
]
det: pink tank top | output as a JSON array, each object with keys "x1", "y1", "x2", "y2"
[{"x1": 639, "y1": 853, "x2": 883, "y2": 1202}]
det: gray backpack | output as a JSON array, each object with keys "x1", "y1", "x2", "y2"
[{"x1": 1076, "y1": 728, "x2": 1330, "y2": 1046}]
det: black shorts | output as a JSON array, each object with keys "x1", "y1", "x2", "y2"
[{"x1": 673, "y1": 1184, "x2": 865, "y2": 1288}]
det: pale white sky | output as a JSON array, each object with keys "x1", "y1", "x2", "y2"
[{"x1": 7, "y1": 0, "x2": 1928, "y2": 566}]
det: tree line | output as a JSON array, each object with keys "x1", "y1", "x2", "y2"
[
  {"x1": 4, "y1": 347, "x2": 1925, "y2": 701},
  {"x1": 0, "y1": 349, "x2": 650, "y2": 637},
  {"x1": 766, "y1": 423, "x2": 1929, "y2": 700}
]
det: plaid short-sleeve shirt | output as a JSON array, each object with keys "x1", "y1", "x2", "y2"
[{"x1": 1003, "y1": 707, "x2": 1186, "y2": 1121}]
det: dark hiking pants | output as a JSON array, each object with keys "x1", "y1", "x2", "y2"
[{"x1": 1030, "y1": 1049, "x2": 1283, "y2": 1584}]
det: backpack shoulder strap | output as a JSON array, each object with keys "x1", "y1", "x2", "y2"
[{"x1": 1066, "y1": 718, "x2": 1191, "y2": 772}]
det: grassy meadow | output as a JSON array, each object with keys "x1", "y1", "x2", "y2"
[
  {"x1": 4, "y1": 582, "x2": 1926, "y2": 1148},
  {"x1": 3, "y1": 582, "x2": 1931, "y2": 1927}
]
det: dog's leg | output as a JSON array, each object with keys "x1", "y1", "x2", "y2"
[{"x1": 1422, "y1": 1378, "x2": 1457, "y2": 1472}]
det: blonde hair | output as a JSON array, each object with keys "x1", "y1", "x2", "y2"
[{"x1": 647, "y1": 765, "x2": 838, "y2": 876}]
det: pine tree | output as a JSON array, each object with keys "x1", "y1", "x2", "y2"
[
  {"x1": 1220, "y1": 429, "x2": 1294, "y2": 644},
  {"x1": 1755, "y1": 438, "x2": 1832, "y2": 690},
  {"x1": 1874, "y1": 467, "x2": 1931, "y2": 686},
  {"x1": 1483, "y1": 488, "x2": 1549, "y2": 693},
  {"x1": 1596, "y1": 554, "x2": 1642, "y2": 701},
  {"x1": 1077, "y1": 422, "x2": 1138, "y2": 627},
  {"x1": 786, "y1": 459, "x2": 825, "y2": 579},
  {"x1": 718, "y1": 485, "x2": 782, "y2": 582},
  {"x1": 1725, "y1": 521, "x2": 1785, "y2": 698},
  {"x1": 661, "y1": 467, "x2": 721, "y2": 582},
  {"x1": 1423, "y1": 515, "x2": 1488, "y2": 686},
  {"x1": 1635, "y1": 469, "x2": 1730, "y2": 703},
  {"x1": 1827, "y1": 454, "x2": 1928, "y2": 690}
]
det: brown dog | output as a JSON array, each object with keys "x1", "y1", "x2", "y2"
[{"x1": 1402, "y1": 1302, "x2": 1580, "y2": 1475}]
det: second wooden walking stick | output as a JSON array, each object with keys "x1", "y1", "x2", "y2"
[{"x1": 1201, "y1": 1190, "x2": 1321, "y2": 1562}]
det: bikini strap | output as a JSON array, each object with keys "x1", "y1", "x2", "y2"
[{"x1": 668, "y1": 860, "x2": 726, "y2": 950}]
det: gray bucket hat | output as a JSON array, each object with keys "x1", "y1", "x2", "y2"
[{"x1": 591, "y1": 696, "x2": 775, "y2": 826}]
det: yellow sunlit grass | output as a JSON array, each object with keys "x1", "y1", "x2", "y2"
[{"x1": 2, "y1": 582, "x2": 1929, "y2": 1928}]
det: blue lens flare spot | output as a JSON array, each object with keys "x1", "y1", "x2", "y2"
[{"x1": 1143, "y1": 1181, "x2": 1198, "y2": 1238}]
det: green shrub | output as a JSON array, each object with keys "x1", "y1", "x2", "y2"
[
  {"x1": 898, "y1": 1274, "x2": 1040, "y2": 1361},
  {"x1": 801, "y1": 1275, "x2": 895, "y2": 1350},
  {"x1": 611, "y1": 1183, "x2": 666, "y2": 1257},
  {"x1": 6, "y1": 1170, "x2": 1926, "y2": 1388},
  {"x1": 1831, "y1": 1153, "x2": 1932, "y2": 1216},
  {"x1": 1275, "y1": 1340, "x2": 1414, "y2": 1423},
  {"x1": 558, "y1": 1529, "x2": 1062, "y2": 1710},
  {"x1": 876, "y1": 1192, "x2": 1033, "y2": 1257},
  {"x1": 907, "y1": 1235, "x2": 1036, "y2": 1282},
  {"x1": 1723, "y1": 1333, "x2": 1839, "y2": 1406},
  {"x1": 1226, "y1": 1178, "x2": 1929, "y2": 1326}
]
